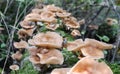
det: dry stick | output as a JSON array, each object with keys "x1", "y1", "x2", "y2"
[{"x1": 108, "y1": 0, "x2": 120, "y2": 63}]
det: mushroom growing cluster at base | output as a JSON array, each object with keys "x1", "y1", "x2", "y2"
[{"x1": 11, "y1": 4, "x2": 114, "y2": 74}]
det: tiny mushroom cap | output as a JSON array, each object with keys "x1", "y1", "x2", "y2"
[
  {"x1": 79, "y1": 19, "x2": 85, "y2": 25},
  {"x1": 106, "y1": 18, "x2": 118, "y2": 26},
  {"x1": 51, "y1": 68, "x2": 71, "y2": 74},
  {"x1": 56, "y1": 11, "x2": 71, "y2": 18},
  {"x1": 9, "y1": 64, "x2": 19, "y2": 70},
  {"x1": 43, "y1": 4, "x2": 63, "y2": 12},
  {"x1": 80, "y1": 46, "x2": 104, "y2": 59},
  {"x1": 11, "y1": 51, "x2": 23, "y2": 61},
  {"x1": 69, "y1": 57, "x2": 113, "y2": 74},
  {"x1": 71, "y1": 29, "x2": 81, "y2": 37},
  {"x1": 25, "y1": 13, "x2": 41, "y2": 21},
  {"x1": 14, "y1": 40, "x2": 28, "y2": 49},
  {"x1": 32, "y1": 8, "x2": 43, "y2": 14},
  {"x1": 28, "y1": 32, "x2": 63, "y2": 48},
  {"x1": 29, "y1": 55, "x2": 40, "y2": 64},
  {"x1": 37, "y1": 49, "x2": 64, "y2": 65},
  {"x1": 67, "y1": 39, "x2": 84, "y2": 51},
  {"x1": 20, "y1": 20, "x2": 35, "y2": 29},
  {"x1": 45, "y1": 23, "x2": 59, "y2": 30},
  {"x1": 64, "y1": 18, "x2": 80, "y2": 29},
  {"x1": 40, "y1": 11, "x2": 56, "y2": 23},
  {"x1": 84, "y1": 38, "x2": 113, "y2": 50}
]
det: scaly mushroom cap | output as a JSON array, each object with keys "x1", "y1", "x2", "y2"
[
  {"x1": 64, "y1": 17, "x2": 80, "y2": 29},
  {"x1": 17, "y1": 28, "x2": 35, "y2": 39},
  {"x1": 51, "y1": 68, "x2": 71, "y2": 74},
  {"x1": 14, "y1": 40, "x2": 28, "y2": 49},
  {"x1": 69, "y1": 57, "x2": 113, "y2": 74},
  {"x1": 20, "y1": 20, "x2": 35, "y2": 29},
  {"x1": 25, "y1": 13, "x2": 41, "y2": 21},
  {"x1": 29, "y1": 55, "x2": 40, "y2": 64},
  {"x1": 11, "y1": 51, "x2": 23, "y2": 61},
  {"x1": 43, "y1": 4, "x2": 63, "y2": 12},
  {"x1": 80, "y1": 46, "x2": 104, "y2": 59},
  {"x1": 67, "y1": 39, "x2": 84, "y2": 51},
  {"x1": 84, "y1": 38, "x2": 113, "y2": 50},
  {"x1": 37, "y1": 49, "x2": 64, "y2": 65},
  {"x1": 40, "y1": 11, "x2": 56, "y2": 23},
  {"x1": 71, "y1": 29, "x2": 81, "y2": 37},
  {"x1": 32, "y1": 8, "x2": 43, "y2": 14},
  {"x1": 28, "y1": 32, "x2": 63, "y2": 48},
  {"x1": 9, "y1": 64, "x2": 19, "y2": 70},
  {"x1": 45, "y1": 23, "x2": 59, "y2": 30},
  {"x1": 56, "y1": 11, "x2": 71, "y2": 18}
]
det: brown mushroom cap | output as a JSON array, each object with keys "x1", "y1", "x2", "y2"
[
  {"x1": 80, "y1": 46, "x2": 104, "y2": 59},
  {"x1": 14, "y1": 40, "x2": 28, "y2": 49},
  {"x1": 51, "y1": 68, "x2": 71, "y2": 74},
  {"x1": 27, "y1": 46, "x2": 38, "y2": 56},
  {"x1": 32, "y1": 8, "x2": 43, "y2": 14},
  {"x1": 28, "y1": 32, "x2": 63, "y2": 48},
  {"x1": 37, "y1": 49, "x2": 64, "y2": 65},
  {"x1": 67, "y1": 39, "x2": 84, "y2": 51},
  {"x1": 69, "y1": 57, "x2": 113, "y2": 74},
  {"x1": 25, "y1": 13, "x2": 41, "y2": 21},
  {"x1": 56, "y1": 11, "x2": 71, "y2": 18},
  {"x1": 29, "y1": 55, "x2": 40, "y2": 64},
  {"x1": 84, "y1": 38, "x2": 113, "y2": 50},
  {"x1": 45, "y1": 23, "x2": 59, "y2": 30},
  {"x1": 71, "y1": 29, "x2": 81, "y2": 37},
  {"x1": 40, "y1": 11, "x2": 56, "y2": 23},
  {"x1": 9, "y1": 64, "x2": 19, "y2": 70},
  {"x1": 11, "y1": 51, "x2": 23, "y2": 60},
  {"x1": 20, "y1": 20, "x2": 35, "y2": 29},
  {"x1": 43, "y1": 4, "x2": 63, "y2": 12}
]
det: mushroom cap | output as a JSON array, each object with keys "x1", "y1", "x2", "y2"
[
  {"x1": 51, "y1": 68, "x2": 71, "y2": 74},
  {"x1": 67, "y1": 39, "x2": 84, "y2": 51},
  {"x1": 14, "y1": 40, "x2": 28, "y2": 49},
  {"x1": 56, "y1": 11, "x2": 71, "y2": 18},
  {"x1": 69, "y1": 57, "x2": 113, "y2": 74},
  {"x1": 84, "y1": 38, "x2": 113, "y2": 50},
  {"x1": 37, "y1": 49, "x2": 64, "y2": 65},
  {"x1": 40, "y1": 11, "x2": 56, "y2": 23},
  {"x1": 80, "y1": 46, "x2": 104, "y2": 59},
  {"x1": 32, "y1": 8, "x2": 43, "y2": 14},
  {"x1": 11, "y1": 51, "x2": 23, "y2": 60},
  {"x1": 27, "y1": 46, "x2": 38, "y2": 56},
  {"x1": 20, "y1": 20, "x2": 35, "y2": 29},
  {"x1": 46, "y1": 23, "x2": 59, "y2": 30},
  {"x1": 25, "y1": 13, "x2": 41, "y2": 21},
  {"x1": 71, "y1": 29, "x2": 81, "y2": 37},
  {"x1": 28, "y1": 32, "x2": 63, "y2": 48},
  {"x1": 43, "y1": 4, "x2": 63, "y2": 12},
  {"x1": 9, "y1": 64, "x2": 19, "y2": 70},
  {"x1": 29, "y1": 55, "x2": 40, "y2": 64}
]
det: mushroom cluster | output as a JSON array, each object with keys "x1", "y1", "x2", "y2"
[{"x1": 12, "y1": 4, "x2": 114, "y2": 74}]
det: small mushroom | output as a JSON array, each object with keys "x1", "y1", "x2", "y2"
[
  {"x1": 29, "y1": 55, "x2": 40, "y2": 64},
  {"x1": 40, "y1": 11, "x2": 56, "y2": 23},
  {"x1": 27, "y1": 46, "x2": 38, "y2": 56},
  {"x1": 56, "y1": 11, "x2": 71, "y2": 18},
  {"x1": 71, "y1": 29, "x2": 81, "y2": 37},
  {"x1": 45, "y1": 23, "x2": 59, "y2": 30},
  {"x1": 80, "y1": 46, "x2": 104, "y2": 59},
  {"x1": 11, "y1": 51, "x2": 23, "y2": 61},
  {"x1": 106, "y1": 18, "x2": 118, "y2": 26},
  {"x1": 37, "y1": 49, "x2": 64, "y2": 65},
  {"x1": 25, "y1": 13, "x2": 41, "y2": 21},
  {"x1": 69, "y1": 57, "x2": 113, "y2": 74},
  {"x1": 17, "y1": 28, "x2": 35, "y2": 39},
  {"x1": 79, "y1": 19, "x2": 85, "y2": 25},
  {"x1": 9, "y1": 64, "x2": 19, "y2": 70},
  {"x1": 14, "y1": 40, "x2": 28, "y2": 49},
  {"x1": 84, "y1": 38, "x2": 113, "y2": 50},
  {"x1": 20, "y1": 20, "x2": 35, "y2": 29},
  {"x1": 43, "y1": 4, "x2": 63, "y2": 12},
  {"x1": 67, "y1": 39, "x2": 84, "y2": 51},
  {"x1": 51, "y1": 68, "x2": 71, "y2": 74},
  {"x1": 28, "y1": 32, "x2": 63, "y2": 48}
]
